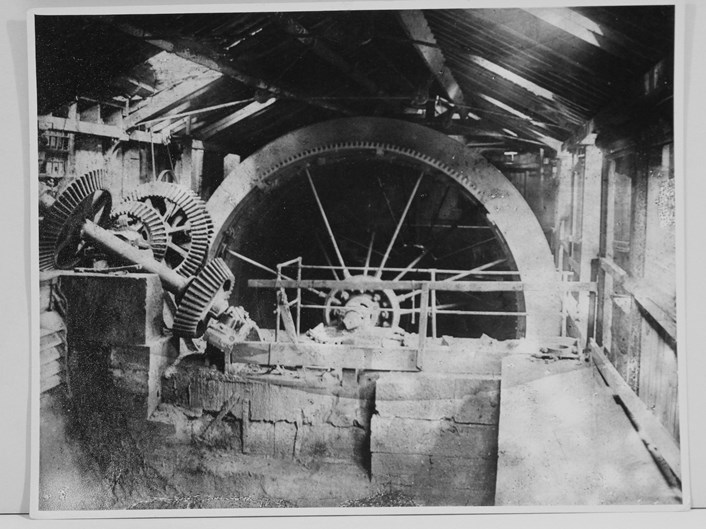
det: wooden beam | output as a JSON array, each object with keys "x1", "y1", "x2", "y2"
[
  {"x1": 397, "y1": 10, "x2": 466, "y2": 107},
  {"x1": 38, "y1": 115, "x2": 166, "y2": 144},
  {"x1": 229, "y1": 341, "x2": 419, "y2": 372},
  {"x1": 525, "y1": 8, "x2": 652, "y2": 63},
  {"x1": 598, "y1": 257, "x2": 676, "y2": 343},
  {"x1": 198, "y1": 99, "x2": 276, "y2": 139},
  {"x1": 275, "y1": 15, "x2": 382, "y2": 96},
  {"x1": 249, "y1": 278, "x2": 597, "y2": 293},
  {"x1": 101, "y1": 17, "x2": 354, "y2": 117},
  {"x1": 590, "y1": 338, "x2": 681, "y2": 481},
  {"x1": 124, "y1": 71, "x2": 222, "y2": 128}
]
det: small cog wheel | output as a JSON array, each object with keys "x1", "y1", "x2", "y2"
[
  {"x1": 109, "y1": 201, "x2": 169, "y2": 262},
  {"x1": 173, "y1": 258, "x2": 234, "y2": 338},
  {"x1": 121, "y1": 182, "x2": 213, "y2": 277},
  {"x1": 39, "y1": 169, "x2": 112, "y2": 271}
]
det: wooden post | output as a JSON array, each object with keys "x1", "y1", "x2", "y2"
[
  {"x1": 417, "y1": 284, "x2": 430, "y2": 370},
  {"x1": 430, "y1": 269, "x2": 437, "y2": 339}
]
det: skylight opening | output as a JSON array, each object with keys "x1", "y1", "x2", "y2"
[
  {"x1": 145, "y1": 51, "x2": 222, "y2": 90},
  {"x1": 469, "y1": 55, "x2": 555, "y2": 101},
  {"x1": 526, "y1": 8, "x2": 604, "y2": 49}
]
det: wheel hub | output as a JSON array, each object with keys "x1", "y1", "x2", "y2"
[{"x1": 324, "y1": 275, "x2": 400, "y2": 330}]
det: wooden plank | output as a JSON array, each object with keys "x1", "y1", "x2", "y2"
[
  {"x1": 397, "y1": 11, "x2": 466, "y2": 107},
  {"x1": 38, "y1": 115, "x2": 166, "y2": 144},
  {"x1": 599, "y1": 257, "x2": 676, "y2": 343},
  {"x1": 103, "y1": 17, "x2": 354, "y2": 117},
  {"x1": 249, "y1": 278, "x2": 596, "y2": 293},
  {"x1": 590, "y1": 339, "x2": 681, "y2": 480},
  {"x1": 198, "y1": 99, "x2": 276, "y2": 139},
  {"x1": 124, "y1": 71, "x2": 221, "y2": 128},
  {"x1": 229, "y1": 341, "x2": 419, "y2": 371}
]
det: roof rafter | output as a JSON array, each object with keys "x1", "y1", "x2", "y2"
[
  {"x1": 397, "y1": 10, "x2": 466, "y2": 108},
  {"x1": 124, "y1": 70, "x2": 222, "y2": 129},
  {"x1": 198, "y1": 99, "x2": 277, "y2": 139},
  {"x1": 274, "y1": 14, "x2": 383, "y2": 96},
  {"x1": 99, "y1": 16, "x2": 355, "y2": 117}
]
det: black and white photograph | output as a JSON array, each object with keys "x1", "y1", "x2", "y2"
[{"x1": 29, "y1": 2, "x2": 686, "y2": 517}]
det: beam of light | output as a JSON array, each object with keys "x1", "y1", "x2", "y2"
[
  {"x1": 469, "y1": 55, "x2": 556, "y2": 101},
  {"x1": 502, "y1": 128, "x2": 519, "y2": 138},
  {"x1": 526, "y1": 8, "x2": 604, "y2": 49},
  {"x1": 480, "y1": 94, "x2": 536, "y2": 122}
]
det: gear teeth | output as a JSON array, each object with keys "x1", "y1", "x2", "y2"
[
  {"x1": 39, "y1": 170, "x2": 111, "y2": 271},
  {"x1": 119, "y1": 182, "x2": 214, "y2": 276},
  {"x1": 173, "y1": 258, "x2": 234, "y2": 337},
  {"x1": 109, "y1": 201, "x2": 169, "y2": 262}
]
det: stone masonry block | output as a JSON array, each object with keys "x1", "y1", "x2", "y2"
[
  {"x1": 370, "y1": 416, "x2": 497, "y2": 458},
  {"x1": 375, "y1": 373, "x2": 500, "y2": 425},
  {"x1": 61, "y1": 272, "x2": 164, "y2": 346}
]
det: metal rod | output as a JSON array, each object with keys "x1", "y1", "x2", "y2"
[
  {"x1": 443, "y1": 259, "x2": 507, "y2": 282},
  {"x1": 81, "y1": 219, "x2": 188, "y2": 295},
  {"x1": 435, "y1": 236, "x2": 497, "y2": 262},
  {"x1": 376, "y1": 172, "x2": 424, "y2": 278},
  {"x1": 363, "y1": 231, "x2": 375, "y2": 276},
  {"x1": 250, "y1": 278, "x2": 597, "y2": 293},
  {"x1": 297, "y1": 264, "x2": 520, "y2": 275},
  {"x1": 306, "y1": 169, "x2": 350, "y2": 278},
  {"x1": 393, "y1": 248, "x2": 430, "y2": 281},
  {"x1": 317, "y1": 236, "x2": 341, "y2": 280},
  {"x1": 377, "y1": 175, "x2": 398, "y2": 226},
  {"x1": 227, "y1": 249, "x2": 328, "y2": 298},
  {"x1": 424, "y1": 184, "x2": 451, "y2": 243}
]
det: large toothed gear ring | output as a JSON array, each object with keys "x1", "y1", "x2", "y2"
[
  {"x1": 109, "y1": 201, "x2": 169, "y2": 263},
  {"x1": 39, "y1": 169, "x2": 112, "y2": 271},
  {"x1": 121, "y1": 182, "x2": 213, "y2": 277},
  {"x1": 173, "y1": 258, "x2": 234, "y2": 338}
]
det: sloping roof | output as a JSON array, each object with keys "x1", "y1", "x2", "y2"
[{"x1": 34, "y1": 7, "x2": 674, "y2": 156}]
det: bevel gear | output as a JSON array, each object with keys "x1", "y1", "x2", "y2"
[
  {"x1": 121, "y1": 182, "x2": 213, "y2": 277},
  {"x1": 109, "y1": 201, "x2": 169, "y2": 263},
  {"x1": 39, "y1": 169, "x2": 112, "y2": 271},
  {"x1": 173, "y1": 258, "x2": 234, "y2": 338}
]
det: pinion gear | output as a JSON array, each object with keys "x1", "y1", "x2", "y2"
[
  {"x1": 109, "y1": 201, "x2": 169, "y2": 262},
  {"x1": 173, "y1": 258, "x2": 234, "y2": 338}
]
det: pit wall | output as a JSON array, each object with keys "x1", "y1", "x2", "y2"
[{"x1": 160, "y1": 350, "x2": 504, "y2": 507}]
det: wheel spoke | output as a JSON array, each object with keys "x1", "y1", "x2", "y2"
[
  {"x1": 424, "y1": 184, "x2": 451, "y2": 244},
  {"x1": 363, "y1": 230, "x2": 375, "y2": 276},
  {"x1": 397, "y1": 289, "x2": 422, "y2": 302},
  {"x1": 393, "y1": 248, "x2": 430, "y2": 281},
  {"x1": 376, "y1": 172, "x2": 424, "y2": 278},
  {"x1": 435, "y1": 237, "x2": 496, "y2": 262},
  {"x1": 163, "y1": 200, "x2": 180, "y2": 224},
  {"x1": 316, "y1": 234, "x2": 341, "y2": 280},
  {"x1": 306, "y1": 169, "x2": 350, "y2": 278},
  {"x1": 168, "y1": 242, "x2": 189, "y2": 258},
  {"x1": 167, "y1": 223, "x2": 191, "y2": 235},
  {"x1": 377, "y1": 174, "x2": 397, "y2": 225},
  {"x1": 443, "y1": 259, "x2": 507, "y2": 282}
]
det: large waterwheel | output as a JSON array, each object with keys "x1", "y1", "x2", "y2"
[{"x1": 207, "y1": 118, "x2": 559, "y2": 340}]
